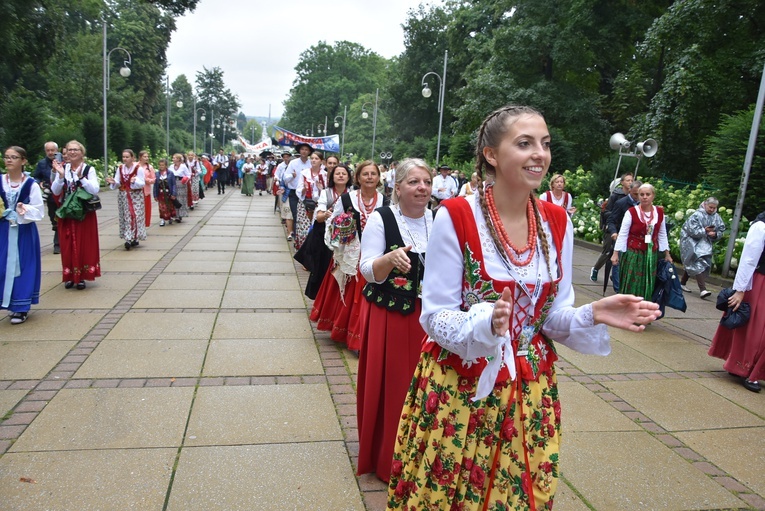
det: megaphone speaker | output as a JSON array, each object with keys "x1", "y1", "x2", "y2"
[
  {"x1": 637, "y1": 139, "x2": 658, "y2": 157},
  {"x1": 609, "y1": 133, "x2": 631, "y2": 151}
]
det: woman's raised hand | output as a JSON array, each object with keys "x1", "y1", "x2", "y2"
[{"x1": 592, "y1": 294, "x2": 661, "y2": 332}]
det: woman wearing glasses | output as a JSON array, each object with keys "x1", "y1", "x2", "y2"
[
  {"x1": 1, "y1": 146, "x2": 44, "y2": 324},
  {"x1": 51, "y1": 140, "x2": 101, "y2": 289}
]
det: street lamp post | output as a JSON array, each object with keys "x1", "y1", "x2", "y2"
[
  {"x1": 193, "y1": 98, "x2": 206, "y2": 155},
  {"x1": 334, "y1": 105, "x2": 347, "y2": 156},
  {"x1": 166, "y1": 76, "x2": 183, "y2": 154},
  {"x1": 361, "y1": 88, "x2": 379, "y2": 160},
  {"x1": 316, "y1": 123, "x2": 327, "y2": 135},
  {"x1": 421, "y1": 50, "x2": 448, "y2": 165},
  {"x1": 102, "y1": 20, "x2": 132, "y2": 176}
]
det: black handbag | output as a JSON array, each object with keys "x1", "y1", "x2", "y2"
[
  {"x1": 716, "y1": 288, "x2": 751, "y2": 329},
  {"x1": 83, "y1": 193, "x2": 101, "y2": 212},
  {"x1": 172, "y1": 198, "x2": 183, "y2": 209},
  {"x1": 303, "y1": 198, "x2": 317, "y2": 211}
]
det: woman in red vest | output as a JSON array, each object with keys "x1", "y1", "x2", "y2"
[{"x1": 611, "y1": 183, "x2": 673, "y2": 298}]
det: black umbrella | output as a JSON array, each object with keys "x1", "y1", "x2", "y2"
[
  {"x1": 259, "y1": 150, "x2": 274, "y2": 158},
  {"x1": 603, "y1": 258, "x2": 612, "y2": 296}
]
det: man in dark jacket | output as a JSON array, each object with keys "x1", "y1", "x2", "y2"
[
  {"x1": 605, "y1": 180, "x2": 641, "y2": 291},
  {"x1": 33, "y1": 141, "x2": 62, "y2": 253},
  {"x1": 590, "y1": 172, "x2": 633, "y2": 281}
]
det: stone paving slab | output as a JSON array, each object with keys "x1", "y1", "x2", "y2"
[
  {"x1": 0, "y1": 311, "x2": 105, "y2": 341},
  {"x1": 11, "y1": 387, "x2": 194, "y2": 451},
  {"x1": 0, "y1": 448, "x2": 176, "y2": 511},
  {"x1": 558, "y1": 382, "x2": 641, "y2": 432},
  {"x1": 185, "y1": 384, "x2": 342, "y2": 445},
  {"x1": 233, "y1": 251, "x2": 294, "y2": 263},
  {"x1": 134, "y1": 289, "x2": 224, "y2": 309},
  {"x1": 202, "y1": 338, "x2": 323, "y2": 376},
  {"x1": 220, "y1": 289, "x2": 305, "y2": 309},
  {"x1": 166, "y1": 442, "x2": 364, "y2": 511},
  {"x1": 231, "y1": 261, "x2": 297, "y2": 273},
  {"x1": 149, "y1": 274, "x2": 229, "y2": 290},
  {"x1": 74, "y1": 339, "x2": 208, "y2": 379},
  {"x1": 223, "y1": 275, "x2": 300, "y2": 291},
  {"x1": 183, "y1": 239, "x2": 241, "y2": 251},
  {"x1": 676, "y1": 427, "x2": 765, "y2": 497},
  {"x1": 693, "y1": 376, "x2": 765, "y2": 416},
  {"x1": 106, "y1": 311, "x2": 216, "y2": 340},
  {"x1": 38, "y1": 285, "x2": 130, "y2": 310},
  {"x1": 0, "y1": 391, "x2": 28, "y2": 418},
  {"x1": 604, "y1": 379, "x2": 765, "y2": 431},
  {"x1": 617, "y1": 336, "x2": 722, "y2": 372},
  {"x1": 557, "y1": 340, "x2": 671, "y2": 374},
  {"x1": 100, "y1": 249, "x2": 167, "y2": 262},
  {"x1": 561, "y1": 431, "x2": 746, "y2": 510},
  {"x1": 0, "y1": 341, "x2": 77, "y2": 380},
  {"x1": 165, "y1": 259, "x2": 233, "y2": 273},
  {"x1": 171, "y1": 250, "x2": 235, "y2": 263},
  {"x1": 212, "y1": 312, "x2": 312, "y2": 339}
]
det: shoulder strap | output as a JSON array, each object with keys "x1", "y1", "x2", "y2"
[{"x1": 378, "y1": 207, "x2": 405, "y2": 251}]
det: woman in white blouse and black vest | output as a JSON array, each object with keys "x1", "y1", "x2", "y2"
[{"x1": 356, "y1": 158, "x2": 433, "y2": 482}]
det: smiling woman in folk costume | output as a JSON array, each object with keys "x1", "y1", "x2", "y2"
[
  {"x1": 294, "y1": 161, "x2": 350, "y2": 300},
  {"x1": 385, "y1": 106, "x2": 661, "y2": 510},
  {"x1": 1, "y1": 146, "x2": 44, "y2": 324},
  {"x1": 50, "y1": 140, "x2": 101, "y2": 290},
  {"x1": 106, "y1": 149, "x2": 146, "y2": 251},
  {"x1": 356, "y1": 158, "x2": 433, "y2": 482},
  {"x1": 310, "y1": 160, "x2": 385, "y2": 349},
  {"x1": 187, "y1": 151, "x2": 202, "y2": 206}
]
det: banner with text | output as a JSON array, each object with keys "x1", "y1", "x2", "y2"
[
  {"x1": 237, "y1": 136, "x2": 273, "y2": 154},
  {"x1": 272, "y1": 126, "x2": 340, "y2": 153}
]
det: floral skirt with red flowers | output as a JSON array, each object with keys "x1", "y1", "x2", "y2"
[{"x1": 386, "y1": 351, "x2": 561, "y2": 511}]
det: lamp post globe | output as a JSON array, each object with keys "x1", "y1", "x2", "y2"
[
  {"x1": 200, "y1": 115, "x2": 206, "y2": 122},
  {"x1": 176, "y1": 100, "x2": 183, "y2": 108},
  {"x1": 421, "y1": 85, "x2": 432, "y2": 98},
  {"x1": 119, "y1": 66, "x2": 131, "y2": 78},
  {"x1": 334, "y1": 121, "x2": 339, "y2": 128},
  {"x1": 362, "y1": 111, "x2": 369, "y2": 119}
]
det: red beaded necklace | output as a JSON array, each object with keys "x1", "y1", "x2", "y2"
[
  {"x1": 357, "y1": 189, "x2": 377, "y2": 229},
  {"x1": 486, "y1": 186, "x2": 538, "y2": 267}
]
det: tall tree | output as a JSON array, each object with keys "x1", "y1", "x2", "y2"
[
  {"x1": 281, "y1": 41, "x2": 389, "y2": 135},
  {"x1": 612, "y1": 0, "x2": 765, "y2": 181}
]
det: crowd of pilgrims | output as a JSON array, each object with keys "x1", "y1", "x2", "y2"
[{"x1": 2, "y1": 104, "x2": 762, "y2": 510}]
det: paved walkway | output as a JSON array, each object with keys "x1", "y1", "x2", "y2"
[{"x1": 0, "y1": 188, "x2": 763, "y2": 510}]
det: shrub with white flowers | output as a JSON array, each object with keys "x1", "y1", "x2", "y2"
[{"x1": 553, "y1": 168, "x2": 749, "y2": 275}]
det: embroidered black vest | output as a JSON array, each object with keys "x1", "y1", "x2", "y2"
[{"x1": 362, "y1": 207, "x2": 425, "y2": 315}]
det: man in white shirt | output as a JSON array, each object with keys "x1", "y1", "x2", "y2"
[
  {"x1": 213, "y1": 149, "x2": 229, "y2": 194},
  {"x1": 432, "y1": 164, "x2": 458, "y2": 204},
  {"x1": 274, "y1": 151, "x2": 292, "y2": 216},
  {"x1": 282, "y1": 142, "x2": 312, "y2": 240}
]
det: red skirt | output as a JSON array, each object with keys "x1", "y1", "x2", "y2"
[
  {"x1": 310, "y1": 263, "x2": 360, "y2": 348},
  {"x1": 357, "y1": 298, "x2": 424, "y2": 482},
  {"x1": 709, "y1": 272, "x2": 765, "y2": 382},
  {"x1": 58, "y1": 212, "x2": 101, "y2": 284},
  {"x1": 144, "y1": 194, "x2": 152, "y2": 227}
]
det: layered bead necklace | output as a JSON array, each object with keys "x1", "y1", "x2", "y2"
[
  {"x1": 357, "y1": 190, "x2": 377, "y2": 230},
  {"x1": 486, "y1": 186, "x2": 537, "y2": 267}
]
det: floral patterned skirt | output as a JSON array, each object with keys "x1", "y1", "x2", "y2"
[
  {"x1": 387, "y1": 351, "x2": 560, "y2": 511},
  {"x1": 117, "y1": 190, "x2": 147, "y2": 242}
]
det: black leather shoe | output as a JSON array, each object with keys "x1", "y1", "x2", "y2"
[
  {"x1": 53, "y1": 245, "x2": 60, "y2": 254},
  {"x1": 131, "y1": 240, "x2": 139, "y2": 247},
  {"x1": 76, "y1": 282, "x2": 86, "y2": 290},
  {"x1": 124, "y1": 242, "x2": 131, "y2": 250},
  {"x1": 64, "y1": 281, "x2": 74, "y2": 289},
  {"x1": 743, "y1": 379, "x2": 761, "y2": 393}
]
